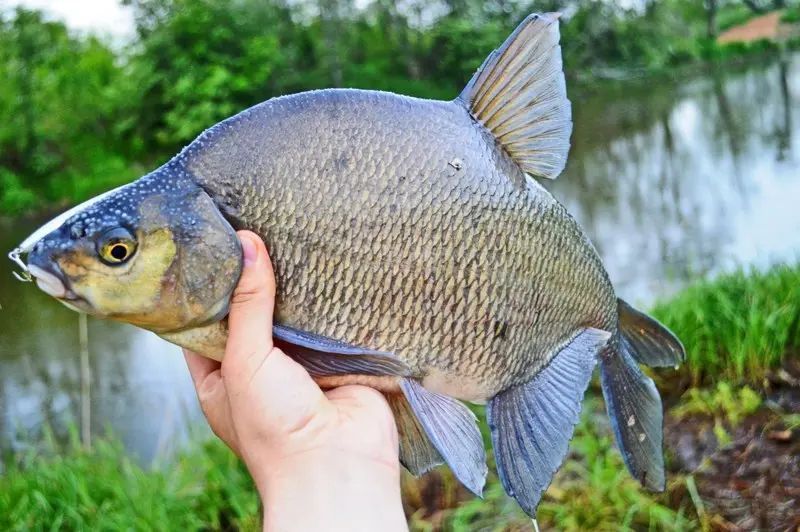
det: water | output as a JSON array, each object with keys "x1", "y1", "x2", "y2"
[{"x1": 1, "y1": 55, "x2": 799, "y2": 463}]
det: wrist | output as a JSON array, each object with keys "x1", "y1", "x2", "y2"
[{"x1": 256, "y1": 449, "x2": 407, "y2": 532}]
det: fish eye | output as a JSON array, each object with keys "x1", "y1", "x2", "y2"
[{"x1": 97, "y1": 228, "x2": 137, "y2": 265}]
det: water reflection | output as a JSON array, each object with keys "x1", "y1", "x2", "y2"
[
  {"x1": 547, "y1": 53, "x2": 800, "y2": 304},
  {"x1": 1, "y1": 53, "x2": 799, "y2": 462}
]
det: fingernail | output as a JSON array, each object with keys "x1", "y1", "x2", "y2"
[{"x1": 241, "y1": 236, "x2": 258, "y2": 266}]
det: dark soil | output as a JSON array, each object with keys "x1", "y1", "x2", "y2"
[
  {"x1": 400, "y1": 359, "x2": 800, "y2": 531},
  {"x1": 665, "y1": 359, "x2": 800, "y2": 532}
]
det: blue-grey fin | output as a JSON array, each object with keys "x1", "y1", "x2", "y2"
[
  {"x1": 600, "y1": 336, "x2": 666, "y2": 492},
  {"x1": 486, "y1": 327, "x2": 611, "y2": 517},
  {"x1": 385, "y1": 393, "x2": 444, "y2": 476},
  {"x1": 400, "y1": 378, "x2": 488, "y2": 497},
  {"x1": 617, "y1": 298, "x2": 685, "y2": 367},
  {"x1": 458, "y1": 12, "x2": 571, "y2": 180},
  {"x1": 273, "y1": 324, "x2": 412, "y2": 377}
]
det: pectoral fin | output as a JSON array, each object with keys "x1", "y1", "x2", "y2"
[
  {"x1": 400, "y1": 378, "x2": 488, "y2": 497},
  {"x1": 273, "y1": 324, "x2": 412, "y2": 377},
  {"x1": 486, "y1": 327, "x2": 610, "y2": 517}
]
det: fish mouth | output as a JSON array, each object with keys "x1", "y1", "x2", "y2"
[
  {"x1": 11, "y1": 243, "x2": 93, "y2": 312},
  {"x1": 26, "y1": 262, "x2": 89, "y2": 309},
  {"x1": 28, "y1": 265, "x2": 69, "y2": 299}
]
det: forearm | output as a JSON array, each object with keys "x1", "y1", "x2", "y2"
[{"x1": 258, "y1": 451, "x2": 408, "y2": 532}]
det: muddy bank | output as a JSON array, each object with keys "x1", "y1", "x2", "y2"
[
  {"x1": 400, "y1": 361, "x2": 800, "y2": 531},
  {"x1": 665, "y1": 360, "x2": 800, "y2": 532}
]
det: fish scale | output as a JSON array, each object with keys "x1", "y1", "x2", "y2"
[
  {"x1": 182, "y1": 88, "x2": 611, "y2": 390},
  {"x1": 12, "y1": 13, "x2": 685, "y2": 518}
]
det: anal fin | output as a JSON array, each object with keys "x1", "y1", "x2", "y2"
[
  {"x1": 400, "y1": 378, "x2": 488, "y2": 497},
  {"x1": 386, "y1": 394, "x2": 443, "y2": 476},
  {"x1": 486, "y1": 328, "x2": 610, "y2": 517}
]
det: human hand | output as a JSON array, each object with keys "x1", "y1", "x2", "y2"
[{"x1": 183, "y1": 230, "x2": 408, "y2": 532}]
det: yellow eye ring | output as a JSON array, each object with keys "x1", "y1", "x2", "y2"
[{"x1": 97, "y1": 228, "x2": 137, "y2": 265}]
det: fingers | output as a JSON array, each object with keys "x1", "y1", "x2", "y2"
[
  {"x1": 221, "y1": 231, "x2": 328, "y2": 434},
  {"x1": 223, "y1": 231, "x2": 276, "y2": 379},
  {"x1": 183, "y1": 350, "x2": 240, "y2": 454},
  {"x1": 228, "y1": 231, "x2": 276, "y2": 340},
  {"x1": 184, "y1": 350, "x2": 222, "y2": 394}
]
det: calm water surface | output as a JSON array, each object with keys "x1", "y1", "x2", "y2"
[{"x1": 1, "y1": 55, "x2": 799, "y2": 463}]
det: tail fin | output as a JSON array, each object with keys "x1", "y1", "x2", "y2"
[
  {"x1": 599, "y1": 299, "x2": 685, "y2": 492},
  {"x1": 458, "y1": 12, "x2": 572, "y2": 180},
  {"x1": 618, "y1": 298, "x2": 685, "y2": 367}
]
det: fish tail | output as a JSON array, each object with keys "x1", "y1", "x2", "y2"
[{"x1": 599, "y1": 298, "x2": 686, "y2": 492}]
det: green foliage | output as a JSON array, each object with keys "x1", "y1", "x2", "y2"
[
  {"x1": 671, "y1": 382, "x2": 762, "y2": 426},
  {"x1": 409, "y1": 398, "x2": 695, "y2": 531},
  {"x1": 121, "y1": 0, "x2": 298, "y2": 152},
  {"x1": 2, "y1": 401, "x2": 695, "y2": 532},
  {"x1": 535, "y1": 399, "x2": 693, "y2": 531},
  {"x1": 669, "y1": 382, "x2": 763, "y2": 451},
  {"x1": 0, "y1": 0, "x2": 789, "y2": 218},
  {"x1": 782, "y1": 5, "x2": 800, "y2": 23},
  {"x1": 0, "y1": 8, "x2": 139, "y2": 214},
  {"x1": 0, "y1": 171, "x2": 37, "y2": 216},
  {"x1": 717, "y1": 4, "x2": 757, "y2": 32},
  {"x1": 0, "y1": 427, "x2": 259, "y2": 531},
  {"x1": 650, "y1": 262, "x2": 800, "y2": 385}
]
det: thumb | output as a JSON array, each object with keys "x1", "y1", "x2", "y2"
[
  {"x1": 221, "y1": 231, "x2": 327, "y2": 431},
  {"x1": 227, "y1": 230, "x2": 276, "y2": 343}
]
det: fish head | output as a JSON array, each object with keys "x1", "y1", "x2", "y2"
[{"x1": 11, "y1": 173, "x2": 242, "y2": 334}]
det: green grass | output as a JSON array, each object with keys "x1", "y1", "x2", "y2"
[
  {"x1": 0, "y1": 171, "x2": 38, "y2": 217},
  {"x1": 671, "y1": 382, "x2": 762, "y2": 427},
  {"x1": 0, "y1": 427, "x2": 260, "y2": 532},
  {"x1": 2, "y1": 263, "x2": 796, "y2": 530},
  {"x1": 671, "y1": 382, "x2": 763, "y2": 447},
  {"x1": 2, "y1": 401, "x2": 695, "y2": 532},
  {"x1": 427, "y1": 398, "x2": 695, "y2": 532},
  {"x1": 650, "y1": 262, "x2": 799, "y2": 385}
]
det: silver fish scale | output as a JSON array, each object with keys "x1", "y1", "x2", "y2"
[{"x1": 180, "y1": 88, "x2": 617, "y2": 397}]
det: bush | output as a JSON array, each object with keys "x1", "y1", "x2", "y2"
[
  {"x1": 0, "y1": 170, "x2": 37, "y2": 217},
  {"x1": 781, "y1": 6, "x2": 800, "y2": 24}
]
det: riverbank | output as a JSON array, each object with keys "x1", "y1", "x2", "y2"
[{"x1": 2, "y1": 262, "x2": 797, "y2": 531}]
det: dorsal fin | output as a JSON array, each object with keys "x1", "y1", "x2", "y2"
[{"x1": 459, "y1": 13, "x2": 572, "y2": 180}]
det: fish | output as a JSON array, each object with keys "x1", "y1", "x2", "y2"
[{"x1": 8, "y1": 13, "x2": 685, "y2": 517}]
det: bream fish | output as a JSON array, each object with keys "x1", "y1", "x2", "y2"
[{"x1": 8, "y1": 13, "x2": 685, "y2": 517}]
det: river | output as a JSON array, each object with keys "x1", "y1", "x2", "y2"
[{"x1": 1, "y1": 54, "x2": 799, "y2": 464}]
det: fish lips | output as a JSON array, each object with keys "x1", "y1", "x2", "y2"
[
  {"x1": 29, "y1": 265, "x2": 68, "y2": 298},
  {"x1": 26, "y1": 259, "x2": 86, "y2": 309}
]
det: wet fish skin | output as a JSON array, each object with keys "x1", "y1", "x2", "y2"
[
  {"x1": 182, "y1": 89, "x2": 616, "y2": 400},
  {"x1": 11, "y1": 12, "x2": 686, "y2": 518}
]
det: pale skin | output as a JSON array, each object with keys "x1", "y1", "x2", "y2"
[{"x1": 183, "y1": 230, "x2": 408, "y2": 532}]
